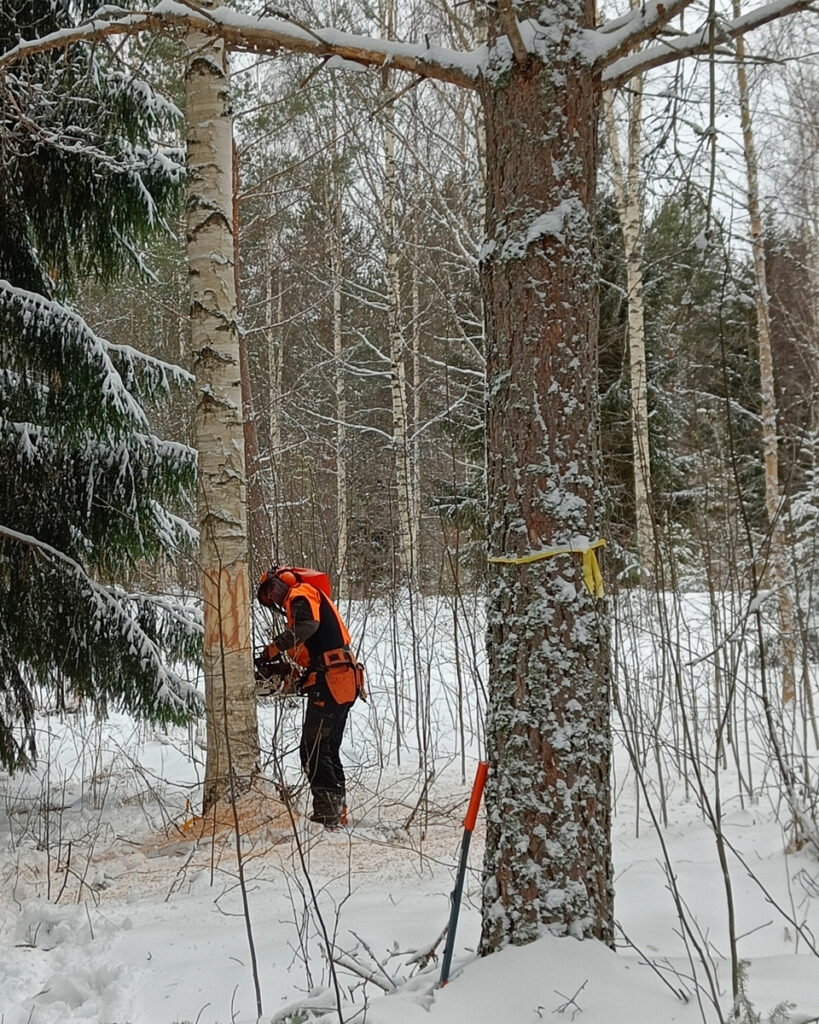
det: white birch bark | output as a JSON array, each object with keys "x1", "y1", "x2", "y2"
[
  {"x1": 410, "y1": 139, "x2": 422, "y2": 583},
  {"x1": 474, "y1": 1, "x2": 488, "y2": 233},
  {"x1": 810, "y1": 218, "x2": 819, "y2": 433},
  {"x1": 382, "y1": 69, "x2": 416, "y2": 588},
  {"x1": 266, "y1": 247, "x2": 284, "y2": 556},
  {"x1": 791, "y1": 78, "x2": 819, "y2": 428},
  {"x1": 411, "y1": 254, "x2": 421, "y2": 579},
  {"x1": 332, "y1": 180, "x2": 349, "y2": 595},
  {"x1": 603, "y1": 71, "x2": 654, "y2": 577},
  {"x1": 733, "y1": 0, "x2": 796, "y2": 704},
  {"x1": 185, "y1": 16, "x2": 258, "y2": 808},
  {"x1": 266, "y1": 251, "x2": 280, "y2": 458}
]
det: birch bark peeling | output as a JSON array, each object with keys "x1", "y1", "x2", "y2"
[
  {"x1": 186, "y1": 20, "x2": 259, "y2": 809},
  {"x1": 203, "y1": 565, "x2": 251, "y2": 654}
]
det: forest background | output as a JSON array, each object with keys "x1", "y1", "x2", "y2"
[{"x1": 57, "y1": 0, "x2": 819, "y2": 614}]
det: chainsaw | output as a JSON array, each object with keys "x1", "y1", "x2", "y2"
[{"x1": 253, "y1": 650, "x2": 301, "y2": 697}]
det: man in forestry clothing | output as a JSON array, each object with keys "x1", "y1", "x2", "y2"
[{"x1": 255, "y1": 567, "x2": 364, "y2": 828}]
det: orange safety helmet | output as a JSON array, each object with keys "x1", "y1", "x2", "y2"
[{"x1": 257, "y1": 567, "x2": 297, "y2": 610}]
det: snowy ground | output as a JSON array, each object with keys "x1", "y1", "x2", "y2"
[{"x1": 1, "y1": 593, "x2": 818, "y2": 1024}]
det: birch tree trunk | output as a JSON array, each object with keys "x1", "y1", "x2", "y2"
[
  {"x1": 603, "y1": 76, "x2": 654, "y2": 578},
  {"x1": 479, "y1": 0, "x2": 613, "y2": 950},
  {"x1": 408, "y1": 88, "x2": 430, "y2": 584},
  {"x1": 185, "y1": 18, "x2": 258, "y2": 810},
  {"x1": 267, "y1": 247, "x2": 284, "y2": 556},
  {"x1": 410, "y1": 170, "x2": 422, "y2": 584},
  {"x1": 331, "y1": 171, "x2": 348, "y2": 594},
  {"x1": 382, "y1": 68, "x2": 416, "y2": 587},
  {"x1": 733, "y1": 2, "x2": 796, "y2": 704}
]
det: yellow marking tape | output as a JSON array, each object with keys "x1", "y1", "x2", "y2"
[{"x1": 488, "y1": 538, "x2": 606, "y2": 598}]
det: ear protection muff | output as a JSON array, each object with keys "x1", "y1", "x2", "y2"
[{"x1": 257, "y1": 567, "x2": 297, "y2": 609}]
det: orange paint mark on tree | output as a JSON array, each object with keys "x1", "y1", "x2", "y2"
[{"x1": 203, "y1": 563, "x2": 251, "y2": 655}]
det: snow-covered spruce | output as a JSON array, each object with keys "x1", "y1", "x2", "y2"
[{"x1": 0, "y1": 0, "x2": 198, "y2": 774}]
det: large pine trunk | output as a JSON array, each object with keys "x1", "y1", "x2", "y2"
[
  {"x1": 185, "y1": 19, "x2": 259, "y2": 810},
  {"x1": 479, "y1": 1, "x2": 614, "y2": 950}
]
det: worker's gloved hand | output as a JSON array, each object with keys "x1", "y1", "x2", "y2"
[{"x1": 253, "y1": 650, "x2": 290, "y2": 681}]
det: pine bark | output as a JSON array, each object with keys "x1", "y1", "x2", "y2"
[
  {"x1": 479, "y1": 0, "x2": 613, "y2": 950},
  {"x1": 185, "y1": 18, "x2": 259, "y2": 810}
]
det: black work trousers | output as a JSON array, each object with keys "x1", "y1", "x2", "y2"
[{"x1": 300, "y1": 697, "x2": 350, "y2": 803}]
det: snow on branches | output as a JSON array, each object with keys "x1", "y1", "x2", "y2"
[
  {"x1": 0, "y1": 0, "x2": 199, "y2": 774},
  {"x1": 0, "y1": 280, "x2": 193, "y2": 433},
  {"x1": 0, "y1": 0, "x2": 814, "y2": 92}
]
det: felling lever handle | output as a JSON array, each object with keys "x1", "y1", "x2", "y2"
[
  {"x1": 439, "y1": 760, "x2": 489, "y2": 987},
  {"x1": 463, "y1": 760, "x2": 488, "y2": 831}
]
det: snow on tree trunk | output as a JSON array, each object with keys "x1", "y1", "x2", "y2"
[
  {"x1": 479, "y1": 2, "x2": 613, "y2": 950},
  {"x1": 185, "y1": 16, "x2": 259, "y2": 810},
  {"x1": 603, "y1": 80, "x2": 654, "y2": 578},
  {"x1": 733, "y1": 5, "x2": 796, "y2": 704}
]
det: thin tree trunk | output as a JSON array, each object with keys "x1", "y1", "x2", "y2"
[
  {"x1": 332, "y1": 164, "x2": 348, "y2": 595},
  {"x1": 411, "y1": 210, "x2": 422, "y2": 587},
  {"x1": 185, "y1": 15, "x2": 258, "y2": 810},
  {"x1": 479, "y1": 0, "x2": 612, "y2": 951},
  {"x1": 603, "y1": 76, "x2": 654, "y2": 578},
  {"x1": 733, "y1": 0, "x2": 796, "y2": 704},
  {"x1": 409, "y1": 93, "x2": 424, "y2": 588},
  {"x1": 267, "y1": 247, "x2": 284, "y2": 556},
  {"x1": 382, "y1": 63, "x2": 416, "y2": 587}
]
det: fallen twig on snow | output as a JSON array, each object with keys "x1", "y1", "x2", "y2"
[{"x1": 332, "y1": 951, "x2": 396, "y2": 992}]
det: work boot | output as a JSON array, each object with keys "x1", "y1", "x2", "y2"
[{"x1": 310, "y1": 790, "x2": 341, "y2": 828}]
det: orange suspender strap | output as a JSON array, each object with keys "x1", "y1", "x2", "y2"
[
  {"x1": 282, "y1": 585, "x2": 352, "y2": 690},
  {"x1": 278, "y1": 583, "x2": 321, "y2": 667},
  {"x1": 283, "y1": 581, "x2": 321, "y2": 622},
  {"x1": 284, "y1": 584, "x2": 351, "y2": 646}
]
